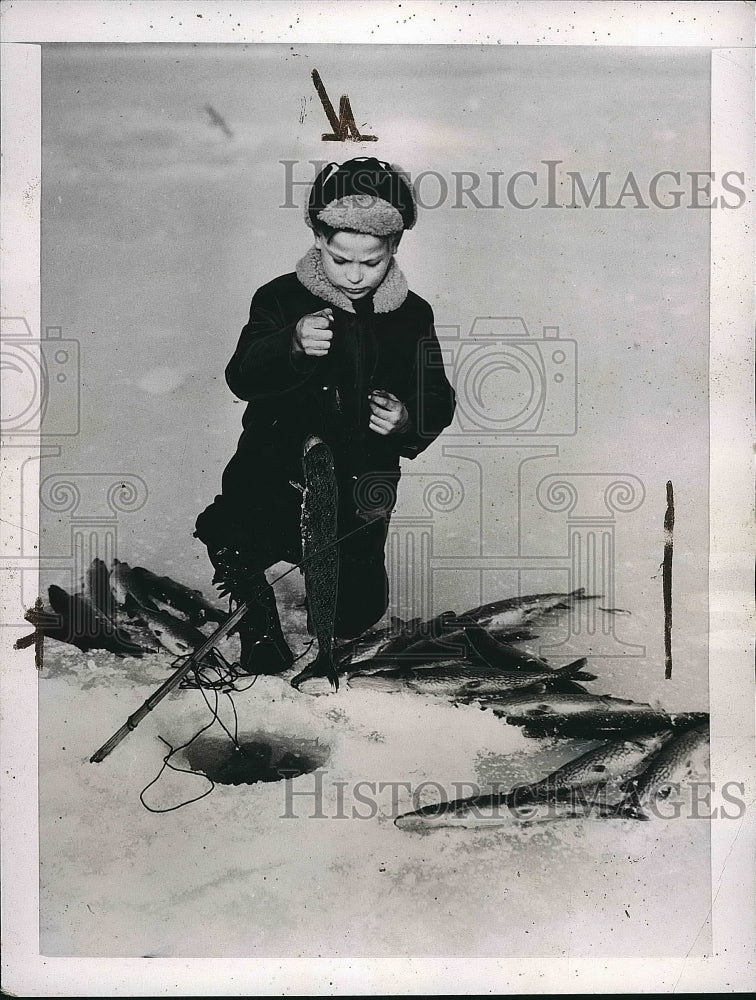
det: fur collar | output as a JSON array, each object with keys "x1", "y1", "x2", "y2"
[{"x1": 295, "y1": 245, "x2": 408, "y2": 314}]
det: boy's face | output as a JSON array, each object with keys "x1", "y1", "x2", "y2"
[{"x1": 316, "y1": 231, "x2": 396, "y2": 301}]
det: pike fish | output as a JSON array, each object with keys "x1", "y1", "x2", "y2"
[
  {"x1": 347, "y1": 656, "x2": 591, "y2": 698},
  {"x1": 129, "y1": 566, "x2": 228, "y2": 624},
  {"x1": 394, "y1": 786, "x2": 626, "y2": 832},
  {"x1": 349, "y1": 624, "x2": 538, "y2": 672},
  {"x1": 620, "y1": 722, "x2": 710, "y2": 818},
  {"x1": 512, "y1": 730, "x2": 676, "y2": 805},
  {"x1": 339, "y1": 611, "x2": 462, "y2": 665},
  {"x1": 42, "y1": 584, "x2": 146, "y2": 656},
  {"x1": 394, "y1": 731, "x2": 675, "y2": 831},
  {"x1": 130, "y1": 603, "x2": 212, "y2": 659},
  {"x1": 464, "y1": 625, "x2": 597, "y2": 694},
  {"x1": 477, "y1": 690, "x2": 674, "y2": 737},
  {"x1": 456, "y1": 588, "x2": 598, "y2": 631},
  {"x1": 290, "y1": 436, "x2": 340, "y2": 692}
]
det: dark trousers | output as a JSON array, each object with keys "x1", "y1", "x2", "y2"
[{"x1": 194, "y1": 492, "x2": 390, "y2": 640}]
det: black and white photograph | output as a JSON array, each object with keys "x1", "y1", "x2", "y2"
[{"x1": 1, "y1": 2, "x2": 753, "y2": 995}]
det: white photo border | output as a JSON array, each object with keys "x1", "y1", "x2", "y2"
[{"x1": 1, "y1": 2, "x2": 753, "y2": 995}]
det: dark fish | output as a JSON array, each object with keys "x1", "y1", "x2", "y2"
[
  {"x1": 42, "y1": 585, "x2": 146, "y2": 656},
  {"x1": 668, "y1": 711, "x2": 710, "y2": 731},
  {"x1": 375, "y1": 611, "x2": 462, "y2": 658},
  {"x1": 295, "y1": 612, "x2": 470, "y2": 692},
  {"x1": 464, "y1": 625, "x2": 597, "y2": 693},
  {"x1": 84, "y1": 557, "x2": 117, "y2": 621},
  {"x1": 464, "y1": 625, "x2": 587, "y2": 674},
  {"x1": 130, "y1": 566, "x2": 227, "y2": 624},
  {"x1": 456, "y1": 588, "x2": 598, "y2": 630},
  {"x1": 340, "y1": 611, "x2": 461, "y2": 665},
  {"x1": 291, "y1": 437, "x2": 340, "y2": 691},
  {"x1": 620, "y1": 722, "x2": 710, "y2": 818},
  {"x1": 347, "y1": 657, "x2": 591, "y2": 698},
  {"x1": 350, "y1": 624, "x2": 537, "y2": 672}
]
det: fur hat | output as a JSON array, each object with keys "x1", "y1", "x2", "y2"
[{"x1": 305, "y1": 158, "x2": 417, "y2": 237}]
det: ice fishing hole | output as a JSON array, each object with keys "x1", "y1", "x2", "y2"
[{"x1": 180, "y1": 733, "x2": 330, "y2": 786}]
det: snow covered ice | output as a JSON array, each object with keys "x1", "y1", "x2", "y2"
[{"x1": 37, "y1": 594, "x2": 711, "y2": 959}]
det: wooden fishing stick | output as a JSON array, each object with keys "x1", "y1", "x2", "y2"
[{"x1": 89, "y1": 514, "x2": 376, "y2": 763}]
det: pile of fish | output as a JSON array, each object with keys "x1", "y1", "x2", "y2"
[
  {"x1": 395, "y1": 720, "x2": 711, "y2": 830},
  {"x1": 19, "y1": 563, "x2": 710, "y2": 829},
  {"x1": 297, "y1": 588, "x2": 598, "y2": 695},
  {"x1": 16, "y1": 558, "x2": 230, "y2": 663},
  {"x1": 292, "y1": 591, "x2": 710, "y2": 831},
  {"x1": 304, "y1": 591, "x2": 708, "y2": 741}
]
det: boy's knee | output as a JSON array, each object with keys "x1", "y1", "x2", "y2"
[{"x1": 334, "y1": 556, "x2": 389, "y2": 638}]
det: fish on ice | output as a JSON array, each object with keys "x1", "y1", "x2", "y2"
[
  {"x1": 394, "y1": 731, "x2": 675, "y2": 831},
  {"x1": 347, "y1": 656, "x2": 592, "y2": 698}
]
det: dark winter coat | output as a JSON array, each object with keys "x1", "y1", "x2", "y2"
[{"x1": 195, "y1": 248, "x2": 456, "y2": 571}]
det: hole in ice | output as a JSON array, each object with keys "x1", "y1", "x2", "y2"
[{"x1": 181, "y1": 733, "x2": 330, "y2": 786}]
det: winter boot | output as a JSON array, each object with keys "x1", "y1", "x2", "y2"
[{"x1": 208, "y1": 546, "x2": 294, "y2": 675}]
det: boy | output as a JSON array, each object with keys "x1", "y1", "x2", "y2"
[{"x1": 194, "y1": 157, "x2": 456, "y2": 678}]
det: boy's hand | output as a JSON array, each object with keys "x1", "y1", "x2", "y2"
[
  {"x1": 369, "y1": 390, "x2": 410, "y2": 436},
  {"x1": 293, "y1": 309, "x2": 333, "y2": 357}
]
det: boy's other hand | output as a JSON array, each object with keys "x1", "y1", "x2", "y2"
[
  {"x1": 293, "y1": 309, "x2": 334, "y2": 357},
  {"x1": 368, "y1": 390, "x2": 409, "y2": 436}
]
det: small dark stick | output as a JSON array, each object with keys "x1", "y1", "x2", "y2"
[
  {"x1": 34, "y1": 596, "x2": 45, "y2": 670},
  {"x1": 663, "y1": 481, "x2": 674, "y2": 678}
]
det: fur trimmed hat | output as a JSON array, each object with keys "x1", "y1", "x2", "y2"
[{"x1": 305, "y1": 158, "x2": 417, "y2": 237}]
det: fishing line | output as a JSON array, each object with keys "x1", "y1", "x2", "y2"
[
  {"x1": 293, "y1": 637, "x2": 316, "y2": 662},
  {"x1": 140, "y1": 656, "x2": 249, "y2": 811},
  {"x1": 139, "y1": 691, "x2": 220, "y2": 813}
]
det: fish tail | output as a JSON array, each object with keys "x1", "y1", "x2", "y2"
[
  {"x1": 558, "y1": 657, "x2": 590, "y2": 678},
  {"x1": 614, "y1": 795, "x2": 649, "y2": 821},
  {"x1": 291, "y1": 648, "x2": 340, "y2": 693}
]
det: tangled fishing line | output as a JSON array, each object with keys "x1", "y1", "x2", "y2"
[{"x1": 139, "y1": 631, "x2": 316, "y2": 813}]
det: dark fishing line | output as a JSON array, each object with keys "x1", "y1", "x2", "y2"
[
  {"x1": 140, "y1": 657, "x2": 247, "y2": 811},
  {"x1": 139, "y1": 686, "x2": 221, "y2": 813},
  {"x1": 293, "y1": 637, "x2": 316, "y2": 663}
]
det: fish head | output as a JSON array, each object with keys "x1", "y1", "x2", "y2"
[
  {"x1": 394, "y1": 799, "x2": 475, "y2": 831},
  {"x1": 395, "y1": 794, "x2": 514, "y2": 830}
]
